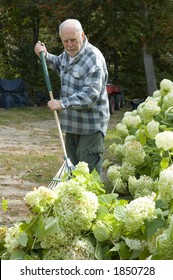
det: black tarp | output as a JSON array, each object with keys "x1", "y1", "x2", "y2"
[{"x1": 0, "y1": 79, "x2": 30, "y2": 109}]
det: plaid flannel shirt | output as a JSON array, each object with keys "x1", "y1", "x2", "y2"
[{"x1": 46, "y1": 36, "x2": 110, "y2": 136}]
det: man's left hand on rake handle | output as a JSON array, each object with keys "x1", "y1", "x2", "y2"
[{"x1": 34, "y1": 41, "x2": 62, "y2": 112}]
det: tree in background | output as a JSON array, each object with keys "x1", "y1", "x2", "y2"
[{"x1": 0, "y1": 0, "x2": 173, "y2": 101}]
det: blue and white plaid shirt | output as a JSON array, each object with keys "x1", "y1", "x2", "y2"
[{"x1": 46, "y1": 36, "x2": 110, "y2": 136}]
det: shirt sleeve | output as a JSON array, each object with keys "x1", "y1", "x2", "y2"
[{"x1": 46, "y1": 53, "x2": 60, "y2": 75}]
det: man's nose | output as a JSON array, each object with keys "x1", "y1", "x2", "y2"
[{"x1": 67, "y1": 40, "x2": 73, "y2": 46}]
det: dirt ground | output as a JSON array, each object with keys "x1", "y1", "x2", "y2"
[{"x1": 0, "y1": 107, "x2": 129, "y2": 227}]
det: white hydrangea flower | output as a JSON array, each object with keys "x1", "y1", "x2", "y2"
[
  {"x1": 75, "y1": 161, "x2": 90, "y2": 173},
  {"x1": 153, "y1": 89, "x2": 161, "y2": 98},
  {"x1": 158, "y1": 164, "x2": 173, "y2": 206},
  {"x1": 115, "y1": 123, "x2": 129, "y2": 139},
  {"x1": 124, "y1": 194, "x2": 156, "y2": 232},
  {"x1": 124, "y1": 135, "x2": 137, "y2": 143},
  {"x1": 137, "y1": 97, "x2": 161, "y2": 123},
  {"x1": 155, "y1": 131, "x2": 173, "y2": 151},
  {"x1": 4, "y1": 223, "x2": 22, "y2": 252},
  {"x1": 146, "y1": 120, "x2": 159, "y2": 139},
  {"x1": 24, "y1": 186, "x2": 56, "y2": 213},
  {"x1": 122, "y1": 111, "x2": 141, "y2": 129},
  {"x1": 160, "y1": 79, "x2": 173, "y2": 95},
  {"x1": 162, "y1": 91, "x2": 173, "y2": 112}
]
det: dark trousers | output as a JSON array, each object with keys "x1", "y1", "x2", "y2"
[{"x1": 65, "y1": 131, "x2": 104, "y2": 176}]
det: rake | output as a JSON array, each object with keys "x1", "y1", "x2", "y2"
[{"x1": 39, "y1": 51, "x2": 75, "y2": 189}]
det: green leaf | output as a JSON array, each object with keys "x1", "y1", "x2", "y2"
[
  {"x1": 96, "y1": 205, "x2": 109, "y2": 219},
  {"x1": 35, "y1": 216, "x2": 46, "y2": 238},
  {"x1": 1, "y1": 197, "x2": 8, "y2": 211},
  {"x1": 93, "y1": 226, "x2": 110, "y2": 242},
  {"x1": 114, "y1": 205, "x2": 126, "y2": 221},
  {"x1": 168, "y1": 199, "x2": 173, "y2": 217},
  {"x1": 118, "y1": 242, "x2": 132, "y2": 260},
  {"x1": 160, "y1": 157, "x2": 169, "y2": 169},
  {"x1": 18, "y1": 233, "x2": 28, "y2": 247},
  {"x1": 144, "y1": 215, "x2": 166, "y2": 239},
  {"x1": 98, "y1": 193, "x2": 118, "y2": 205},
  {"x1": 95, "y1": 241, "x2": 111, "y2": 260},
  {"x1": 138, "y1": 129, "x2": 146, "y2": 145},
  {"x1": 109, "y1": 243, "x2": 121, "y2": 252},
  {"x1": 45, "y1": 217, "x2": 60, "y2": 235},
  {"x1": 10, "y1": 250, "x2": 26, "y2": 260}
]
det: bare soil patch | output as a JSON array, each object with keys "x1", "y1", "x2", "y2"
[{"x1": 0, "y1": 106, "x2": 130, "y2": 226}]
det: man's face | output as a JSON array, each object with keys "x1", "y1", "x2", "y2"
[{"x1": 60, "y1": 26, "x2": 84, "y2": 57}]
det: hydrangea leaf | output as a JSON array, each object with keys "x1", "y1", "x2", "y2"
[
  {"x1": 160, "y1": 157, "x2": 169, "y2": 169},
  {"x1": 10, "y1": 249, "x2": 26, "y2": 260},
  {"x1": 114, "y1": 205, "x2": 126, "y2": 222},
  {"x1": 144, "y1": 215, "x2": 166, "y2": 239},
  {"x1": 95, "y1": 242, "x2": 111, "y2": 260},
  {"x1": 93, "y1": 226, "x2": 110, "y2": 242},
  {"x1": 96, "y1": 205, "x2": 109, "y2": 219},
  {"x1": 45, "y1": 217, "x2": 60, "y2": 235},
  {"x1": 18, "y1": 233, "x2": 28, "y2": 247},
  {"x1": 35, "y1": 216, "x2": 46, "y2": 238},
  {"x1": 98, "y1": 193, "x2": 118, "y2": 205}
]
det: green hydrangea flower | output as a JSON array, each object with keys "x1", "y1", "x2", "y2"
[
  {"x1": 42, "y1": 236, "x2": 95, "y2": 260},
  {"x1": 128, "y1": 175, "x2": 158, "y2": 198},
  {"x1": 4, "y1": 223, "x2": 22, "y2": 253},
  {"x1": 24, "y1": 186, "x2": 56, "y2": 213},
  {"x1": 124, "y1": 140, "x2": 146, "y2": 166},
  {"x1": 107, "y1": 165, "x2": 127, "y2": 193},
  {"x1": 53, "y1": 180, "x2": 98, "y2": 234}
]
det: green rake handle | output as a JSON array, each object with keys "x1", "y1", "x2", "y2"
[{"x1": 39, "y1": 51, "x2": 68, "y2": 159}]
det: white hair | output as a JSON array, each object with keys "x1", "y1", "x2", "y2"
[{"x1": 59, "y1": 19, "x2": 83, "y2": 36}]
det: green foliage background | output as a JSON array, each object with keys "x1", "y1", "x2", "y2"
[{"x1": 0, "y1": 0, "x2": 173, "y2": 100}]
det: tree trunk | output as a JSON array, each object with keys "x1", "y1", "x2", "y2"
[
  {"x1": 142, "y1": 41, "x2": 157, "y2": 96},
  {"x1": 142, "y1": 0, "x2": 157, "y2": 96}
]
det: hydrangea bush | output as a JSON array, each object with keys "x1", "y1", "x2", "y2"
[
  {"x1": 0, "y1": 79, "x2": 173, "y2": 260},
  {"x1": 106, "y1": 79, "x2": 173, "y2": 199}
]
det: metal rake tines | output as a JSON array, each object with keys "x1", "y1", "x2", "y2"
[{"x1": 48, "y1": 158, "x2": 75, "y2": 189}]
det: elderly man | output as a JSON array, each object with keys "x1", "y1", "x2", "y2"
[{"x1": 35, "y1": 19, "x2": 110, "y2": 176}]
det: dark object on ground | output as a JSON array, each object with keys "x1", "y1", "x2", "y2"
[
  {"x1": 131, "y1": 98, "x2": 145, "y2": 110},
  {"x1": 0, "y1": 79, "x2": 30, "y2": 109},
  {"x1": 36, "y1": 91, "x2": 49, "y2": 106},
  {"x1": 36, "y1": 91, "x2": 60, "y2": 106}
]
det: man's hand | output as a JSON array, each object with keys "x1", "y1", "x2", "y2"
[
  {"x1": 47, "y1": 99, "x2": 62, "y2": 111},
  {"x1": 34, "y1": 41, "x2": 47, "y2": 57}
]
